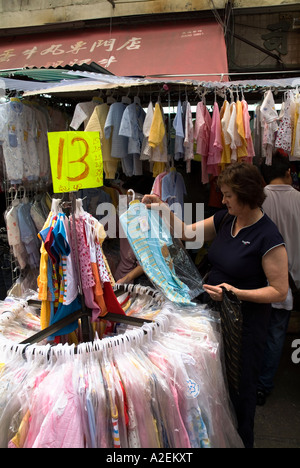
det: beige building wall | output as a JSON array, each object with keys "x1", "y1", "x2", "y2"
[{"x1": 0, "y1": 0, "x2": 299, "y2": 31}]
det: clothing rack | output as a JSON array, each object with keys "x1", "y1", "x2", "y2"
[
  {"x1": 113, "y1": 282, "x2": 166, "y2": 303},
  {"x1": 19, "y1": 210, "x2": 157, "y2": 346},
  {"x1": 19, "y1": 306, "x2": 152, "y2": 345}
]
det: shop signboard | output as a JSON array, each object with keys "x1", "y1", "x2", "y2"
[{"x1": 0, "y1": 20, "x2": 228, "y2": 81}]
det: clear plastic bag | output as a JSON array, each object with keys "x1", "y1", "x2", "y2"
[{"x1": 119, "y1": 201, "x2": 203, "y2": 305}]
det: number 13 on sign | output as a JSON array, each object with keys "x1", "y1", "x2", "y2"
[{"x1": 48, "y1": 131, "x2": 103, "y2": 193}]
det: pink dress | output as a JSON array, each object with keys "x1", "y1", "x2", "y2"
[
  {"x1": 194, "y1": 102, "x2": 212, "y2": 184},
  {"x1": 24, "y1": 365, "x2": 84, "y2": 448}
]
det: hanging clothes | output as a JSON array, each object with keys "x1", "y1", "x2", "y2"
[
  {"x1": 17, "y1": 198, "x2": 40, "y2": 269},
  {"x1": 291, "y1": 91, "x2": 300, "y2": 159},
  {"x1": 119, "y1": 101, "x2": 146, "y2": 176},
  {"x1": 260, "y1": 90, "x2": 279, "y2": 165},
  {"x1": 37, "y1": 199, "x2": 125, "y2": 335},
  {"x1": 275, "y1": 92, "x2": 293, "y2": 154},
  {"x1": 183, "y1": 100, "x2": 194, "y2": 173},
  {"x1": 151, "y1": 171, "x2": 168, "y2": 198},
  {"x1": 194, "y1": 101, "x2": 212, "y2": 184},
  {"x1": 0, "y1": 302, "x2": 244, "y2": 449},
  {"x1": 148, "y1": 102, "x2": 166, "y2": 151},
  {"x1": 173, "y1": 99, "x2": 185, "y2": 161},
  {"x1": 147, "y1": 101, "x2": 168, "y2": 164},
  {"x1": 241, "y1": 99, "x2": 255, "y2": 162},
  {"x1": 207, "y1": 101, "x2": 222, "y2": 177},
  {"x1": 220, "y1": 99, "x2": 232, "y2": 170},
  {"x1": 104, "y1": 102, "x2": 128, "y2": 159},
  {"x1": 0, "y1": 99, "x2": 39, "y2": 183},
  {"x1": 227, "y1": 101, "x2": 240, "y2": 163},
  {"x1": 141, "y1": 100, "x2": 155, "y2": 161},
  {"x1": 161, "y1": 170, "x2": 187, "y2": 220},
  {"x1": 70, "y1": 99, "x2": 100, "y2": 130},
  {"x1": 32, "y1": 104, "x2": 51, "y2": 182},
  {"x1": 0, "y1": 295, "x2": 41, "y2": 342},
  {"x1": 253, "y1": 104, "x2": 263, "y2": 158},
  {"x1": 5, "y1": 195, "x2": 28, "y2": 270},
  {"x1": 85, "y1": 103, "x2": 119, "y2": 180},
  {"x1": 235, "y1": 99, "x2": 248, "y2": 160}
]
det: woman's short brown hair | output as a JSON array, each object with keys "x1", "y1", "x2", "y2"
[{"x1": 217, "y1": 162, "x2": 266, "y2": 209}]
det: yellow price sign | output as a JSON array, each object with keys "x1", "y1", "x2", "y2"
[{"x1": 48, "y1": 131, "x2": 103, "y2": 193}]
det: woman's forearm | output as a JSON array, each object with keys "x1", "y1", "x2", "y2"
[
  {"x1": 152, "y1": 202, "x2": 205, "y2": 242},
  {"x1": 233, "y1": 285, "x2": 288, "y2": 304},
  {"x1": 142, "y1": 194, "x2": 215, "y2": 244},
  {"x1": 116, "y1": 265, "x2": 144, "y2": 284}
]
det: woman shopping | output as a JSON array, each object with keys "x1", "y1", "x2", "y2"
[{"x1": 142, "y1": 162, "x2": 289, "y2": 448}]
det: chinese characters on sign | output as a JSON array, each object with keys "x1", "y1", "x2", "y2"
[
  {"x1": 0, "y1": 36, "x2": 142, "y2": 69},
  {"x1": 48, "y1": 132, "x2": 103, "y2": 193},
  {"x1": 0, "y1": 21, "x2": 227, "y2": 80},
  {"x1": 181, "y1": 29, "x2": 204, "y2": 38}
]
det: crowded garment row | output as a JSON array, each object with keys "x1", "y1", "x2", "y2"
[
  {"x1": 0, "y1": 97, "x2": 68, "y2": 186},
  {"x1": 0, "y1": 295, "x2": 41, "y2": 343},
  {"x1": 4, "y1": 188, "x2": 51, "y2": 271},
  {"x1": 75, "y1": 88, "x2": 300, "y2": 183},
  {"x1": 4, "y1": 183, "x2": 126, "y2": 275},
  {"x1": 150, "y1": 168, "x2": 187, "y2": 219},
  {"x1": 78, "y1": 93, "x2": 257, "y2": 182},
  {"x1": 37, "y1": 197, "x2": 126, "y2": 338},
  {"x1": 254, "y1": 89, "x2": 300, "y2": 164},
  {"x1": 0, "y1": 302, "x2": 244, "y2": 448},
  {"x1": 1, "y1": 88, "x2": 298, "y2": 187}
]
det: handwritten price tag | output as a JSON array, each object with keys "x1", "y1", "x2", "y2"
[{"x1": 48, "y1": 131, "x2": 103, "y2": 193}]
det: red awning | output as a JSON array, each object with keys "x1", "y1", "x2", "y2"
[{"x1": 0, "y1": 20, "x2": 228, "y2": 81}]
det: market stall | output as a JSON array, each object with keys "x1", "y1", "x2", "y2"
[{"x1": 0, "y1": 69, "x2": 299, "y2": 449}]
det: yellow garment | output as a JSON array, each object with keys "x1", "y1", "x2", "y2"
[
  {"x1": 40, "y1": 301, "x2": 51, "y2": 331},
  {"x1": 93, "y1": 219, "x2": 107, "y2": 245},
  {"x1": 67, "y1": 331, "x2": 79, "y2": 346},
  {"x1": 122, "y1": 298, "x2": 132, "y2": 313},
  {"x1": 193, "y1": 142, "x2": 202, "y2": 162},
  {"x1": 148, "y1": 103, "x2": 166, "y2": 150},
  {"x1": 9, "y1": 410, "x2": 31, "y2": 448},
  {"x1": 220, "y1": 101, "x2": 231, "y2": 169},
  {"x1": 236, "y1": 100, "x2": 248, "y2": 159},
  {"x1": 102, "y1": 186, "x2": 119, "y2": 209},
  {"x1": 292, "y1": 100, "x2": 299, "y2": 156},
  {"x1": 152, "y1": 161, "x2": 166, "y2": 178},
  {"x1": 37, "y1": 212, "x2": 53, "y2": 330},
  {"x1": 85, "y1": 104, "x2": 119, "y2": 179},
  {"x1": 37, "y1": 212, "x2": 52, "y2": 301}
]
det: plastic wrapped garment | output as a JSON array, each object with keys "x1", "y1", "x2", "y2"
[
  {"x1": 0, "y1": 302, "x2": 244, "y2": 449},
  {"x1": 0, "y1": 296, "x2": 41, "y2": 342},
  {"x1": 119, "y1": 200, "x2": 203, "y2": 304}
]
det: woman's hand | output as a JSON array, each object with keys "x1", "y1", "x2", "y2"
[
  {"x1": 203, "y1": 283, "x2": 239, "y2": 301},
  {"x1": 142, "y1": 194, "x2": 163, "y2": 209},
  {"x1": 116, "y1": 274, "x2": 131, "y2": 284},
  {"x1": 116, "y1": 266, "x2": 144, "y2": 284}
]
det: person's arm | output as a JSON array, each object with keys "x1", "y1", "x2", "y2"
[
  {"x1": 116, "y1": 265, "x2": 144, "y2": 284},
  {"x1": 142, "y1": 194, "x2": 216, "y2": 243},
  {"x1": 203, "y1": 245, "x2": 289, "y2": 303}
]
